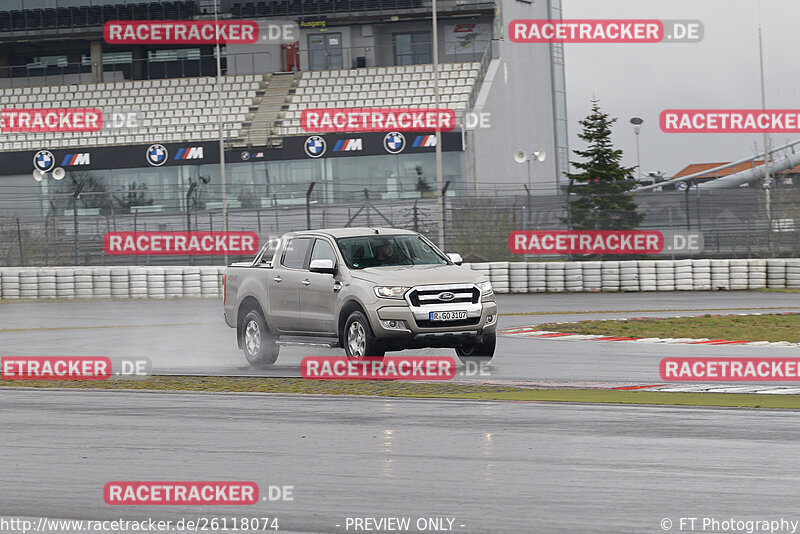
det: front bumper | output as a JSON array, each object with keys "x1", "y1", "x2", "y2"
[{"x1": 369, "y1": 299, "x2": 498, "y2": 350}]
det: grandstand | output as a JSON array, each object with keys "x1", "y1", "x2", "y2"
[{"x1": 0, "y1": 0, "x2": 569, "y2": 222}]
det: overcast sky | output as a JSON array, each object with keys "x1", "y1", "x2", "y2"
[{"x1": 561, "y1": 0, "x2": 795, "y2": 176}]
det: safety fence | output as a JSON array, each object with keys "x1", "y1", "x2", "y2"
[
  {"x1": 3, "y1": 184, "x2": 800, "y2": 266},
  {"x1": 1, "y1": 258, "x2": 799, "y2": 299}
]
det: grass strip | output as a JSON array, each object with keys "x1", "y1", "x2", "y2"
[
  {"x1": 2, "y1": 376, "x2": 800, "y2": 409},
  {"x1": 547, "y1": 313, "x2": 800, "y2": 343}
]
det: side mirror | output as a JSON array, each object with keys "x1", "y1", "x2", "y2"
[
  {"x1": 309, "y1": 258, "x2": 337, "y2": 274},
  {"x1": 447, "y1": 253, "x2": 463, "y2": 266}
]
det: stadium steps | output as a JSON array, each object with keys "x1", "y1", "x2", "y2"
[{"x1": 240, "y1": 72, "x2": 299, "y2": 148}]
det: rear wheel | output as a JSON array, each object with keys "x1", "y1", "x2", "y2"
[
  {"x1": 242, "y1": 309, "x2": 280, "y2": 368},
  {"x1": 455, "y1": 333, "x2": 496, "y2": 364},
  {"x1": 343, "y1": 310, "x2": 385, "y2": 360}
]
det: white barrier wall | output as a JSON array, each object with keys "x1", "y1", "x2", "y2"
[{"x1": 0, "y1": 260, "x2": 798, "y2": 299}]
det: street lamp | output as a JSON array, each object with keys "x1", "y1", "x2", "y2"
[{"x1": 630, "y1": 117, "x2": 643, "y2": 183}]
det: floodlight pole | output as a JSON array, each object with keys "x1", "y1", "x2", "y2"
[
  {"x1": 432, "y1": 0, "x2": 444, "y2": 250},
  {"x1": 758, "y1": 25, "x2": 772, "y2": 226},
  {"x1": 214, "y1": 0, "x2": 228, "y2": 264}
]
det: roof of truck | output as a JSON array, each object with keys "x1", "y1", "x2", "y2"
[{"x1": 289, "y1": 227, "x2": 420, "y2": 239}]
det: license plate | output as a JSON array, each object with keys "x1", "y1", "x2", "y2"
[{"x1": 429, "y1": 310, "x2": 468, "y2": 321}]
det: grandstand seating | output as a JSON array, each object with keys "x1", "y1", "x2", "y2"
[
  {"x1": 0, "y1": 74, "x2": 265, "y2": 151},
  {"x1": 275, "y1": 61, "x2": 480, "y2": 136},
  {"x1": 0, "y1": 61, "x2": 482, "y2": 151},
  {"x1": 0, "y1": 2, "x2": 196, "y2": 33}
]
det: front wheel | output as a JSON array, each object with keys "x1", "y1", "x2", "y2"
[
  {"x1": 455, "y1": 333, "x2": 496, "y2": 364},
  {"x1": 343, "y1": 311, "x2": 385, "y2": 360},
  {"x1": 242, "y1": 309, "x2": 280, "y2": 368}
]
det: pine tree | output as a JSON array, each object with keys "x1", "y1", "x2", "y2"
[{"x1": 564, "y1": 100, "x2": 644, "y2": 230}]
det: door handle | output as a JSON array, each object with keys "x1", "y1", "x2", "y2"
[
  {"x1": 273, "y1": 276, "x2": 282, "y2": 283},
  {"x1": 301, "y1": 279, "x2": 311, "y2": 286}
]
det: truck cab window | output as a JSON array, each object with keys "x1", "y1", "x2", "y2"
[{"x1": 282, "y1": 238, "x2": 311, "y2": 269}]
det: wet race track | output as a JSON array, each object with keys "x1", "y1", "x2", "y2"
[
  {"x1": 2, "y1": 291, "x2": 800, "y2": 384},
  {"x1": 2, "y1": 292, "x2": 800, "y2": 533}
]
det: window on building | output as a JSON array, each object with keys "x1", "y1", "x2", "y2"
[{"x1": 393, "y1": 32, "x2": 431, "y2": 65}]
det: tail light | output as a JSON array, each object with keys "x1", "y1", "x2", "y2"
[{"x1": 222, "y1": 274, "x2": 226, "y2": 304}]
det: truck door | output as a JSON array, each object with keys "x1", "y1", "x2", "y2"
[
  {"x1": 300, "y1": 237, "x2": 341, "y2": 335},
  {"x1": 268, "y1": 237, "x2": 311, "y2": 334}
]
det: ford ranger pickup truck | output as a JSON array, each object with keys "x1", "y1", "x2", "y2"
[{"x1": 222, "y1": 227, "x2": 498, "y2": 368}]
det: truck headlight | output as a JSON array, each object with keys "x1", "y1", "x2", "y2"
[
  {"x1": 478, "y1": 280, "x2": 493, "y2": 295},
  {"x1": 374, "y1": 286, "x2": 410, "y2": 299}
]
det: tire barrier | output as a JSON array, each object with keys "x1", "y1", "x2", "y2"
[
  {"x1": 601, "y1": 261, "x2": 620, "y2": 292},
  {"x1": 129, "y1": 267, "x2": 148, "y2": 299},
  {"x1": 787, "y1": 258, "x2": 800, "y2": 289},
  {"x1": 19, "y1": 268, "x2": 38, "y2": 299},
  {"x1": 545, "y1": 262, "x2": 566, "y2": 293},
  {"x1": 110, "y1": 267, "x2": 130, "y2": 299},
  {"x1": 767, "y1": 259, "x2": 786, "y2": 289},
  {"x1": 489, "y1": 261, "x2": 509, "y2": 294},
  {"x1": 565, "y1": 262, "x2": 584, "y2": 292},
  {"x1": 55, "y1": 268, "x2": 75, "y2": 299},
  {"x1": 620, "y1": 261, "x2": 639, "y2": 292},
  {"x1": 748, "y1": 259, "x2": 767, "y2": 290},
  {"x1": 74, "y1": 267, "x2": 93, "y2": 299},
  {"x1": 93, "y1": 267, "x2": 112, "y2": 299},
  {"x1": 711, "y1": 259, "x2": 730, "y2": 291},
  {"x1": 692, "y1": 259, "x2": 712, "y2": 291},
  {"x1": 0, "y1": 260, "x2": 799, "y2": 300},
  {"x1": 146, "y1": 267, "x2": 166, "y2": 299},
  {"x1": 655, "y1": 261, "x2": 676, "y2": 292},
  {"x1": 509, "y1": 262, "x2": 528, "y2": 293},
  {"x1": 527, "y1": 262, "x2": 546, "y2": 293},
  {"x1": 674, "y1": 259, "x2": 693, "y2": 291}
]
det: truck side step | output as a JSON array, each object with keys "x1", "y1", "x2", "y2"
[{"x1": 276, "y1": 336, "x2": 340, "y2": 348}]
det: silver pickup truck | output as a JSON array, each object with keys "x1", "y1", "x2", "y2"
[{"x1": 223, "y1": 227, "x2": 498, "y2": 368}]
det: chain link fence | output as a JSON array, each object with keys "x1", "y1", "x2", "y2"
[{"x1": 2, "y1": 181, "x2": 799, "y2": 266}]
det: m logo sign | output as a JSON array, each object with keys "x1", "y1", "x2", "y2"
[
  {"x1": 61, "y1": 153, "x2": 91, "y2": 166},
  {"x1": 174, "y1": 147, "x2": 204, "y2": 160}
]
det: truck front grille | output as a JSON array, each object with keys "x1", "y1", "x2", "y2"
[{"x1": 408, "y1": 285, "x2": 480, "y2": 307}]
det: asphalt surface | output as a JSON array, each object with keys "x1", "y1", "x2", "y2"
[
  {"x1": 2, "y1": 292, "x2": 800, "y2": 385},
  {"x1": 3, "y1": 389, "x2": 800, "y2": 534}
]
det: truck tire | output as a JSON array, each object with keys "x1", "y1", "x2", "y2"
[
  {"x1": 455, "y1": 333, "x2": 496, "y2": 364},
  {"x1": 343, "y1": 310, "x2": 385, "y2": 360},
  {"x1": 242, "y1": 310, "x2": 280, "y2": 368}
]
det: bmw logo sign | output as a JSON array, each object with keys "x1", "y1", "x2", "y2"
[
  {"x1": 304, "y1": 136, "x2": 327, "y2": 158},
  {"x1": 240, "y1": 151, "x2": 251, "y2": 161},
  {"x1": 33, "y1": 150, "x2": 55, "y2": 172},
  {"x1": 146, "y1": 144, "x2": 168, "y2": 166},
  {"x1": 383, "y1": 132, "x2": 406, "y2": 154}
]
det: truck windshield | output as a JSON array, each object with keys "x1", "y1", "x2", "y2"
[{"x1": 337, "y1": 235, "x2": 449, "y2": 269}]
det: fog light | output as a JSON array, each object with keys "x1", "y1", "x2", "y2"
[
  {"x1": 486, "y1": 314, "x2": 496, "y2": 325},
  {"x1": 382, "y1": 320, "x2": 405, "y2": 329}
]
